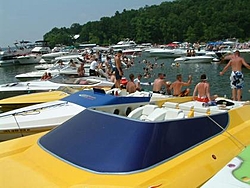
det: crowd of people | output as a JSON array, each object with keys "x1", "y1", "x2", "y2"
[
  {"x1": 122, "y1": 49, "x2": 250, "y2": 102},
  {"x1": 39, "y1": 48, "x2": 250, "y2": 102}
]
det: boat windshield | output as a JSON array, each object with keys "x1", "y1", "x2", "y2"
[
  {"x1": 50, "y1": 75, "x2": 100, "y2": 85},
  {"x1": 39, "y1": 106, "x2": 229, "y2": 174}
]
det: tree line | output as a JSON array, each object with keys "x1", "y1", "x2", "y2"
[{"x1": 44, "y1": 0, "x2": 250, "y2": 48}]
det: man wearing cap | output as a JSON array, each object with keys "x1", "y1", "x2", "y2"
[{"x1": 220, "y1": 50, "x2": 250, "y2": 101}]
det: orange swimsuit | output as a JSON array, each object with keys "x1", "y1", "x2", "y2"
[{"x1": 196, "y1": 96, "x2": 209, "y2": 103}]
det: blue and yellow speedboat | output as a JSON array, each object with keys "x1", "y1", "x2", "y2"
[{"x1": 0, "y1": 97, "x2": 250, "y2": 187}]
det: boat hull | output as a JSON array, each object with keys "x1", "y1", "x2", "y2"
[
  {"x1": 0, "y1": 98, "x2": 249, "y2": 187},
  {"x1": 0, "y1": 101, "x2": 84, "y2": 142},
  {"x1": 0, "y1": 90, "x2": 151, "y2": 141},
  {"x1": 149, "y1": 48, "x2": 186, "y2": 58},
  {"x1": 0, "y1": 59, "x2": 20, "y2": 66},
  {"x1": 0, "y1": 77, "x2": 114, "y2": 99},
  {"x1": 174, "y1": 56, "x2": 215, "y2": 63},
  {"x1": 0, "y1": 91, "x2": 69, "y2": 112},
  {"x1": 17, "y1": 55, "x2": 41, "y2": 64}
]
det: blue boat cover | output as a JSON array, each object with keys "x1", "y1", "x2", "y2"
[
  {"x1": 39, "y1": 108, "x2": 229, "y2": 174},
  {"x1": 61, "y1": 89, "x2": 150, "y2": 107}
]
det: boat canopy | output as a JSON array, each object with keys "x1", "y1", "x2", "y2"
[
  {"x1": 61, "y1": 89, "x2": 150, "y2": 108},
  {"x1": 39, "y1": 105, "x2": 229, "y2": 174}
]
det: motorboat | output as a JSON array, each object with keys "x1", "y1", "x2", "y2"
[
  {"x1": 201, "y1": 146, "x2": 250, "y2": 187},
  {"x1": 15, "y1": 63, "x2": 71, "y2": 81},
  {"x1": 0, "y1": 88, "x2": 169, "y2": 112},
  {"x1": 34, "y1": 62, "x2": 54, "y2": 70},
  {"x1": 0, "y1": 89, "x2": 70, "y2": 112},
  {"x1": 16, "y1": 42, "x2": 51, "y2": 65},
  {"x1": 59, "y1": 63, "x2": 90, "y2": 76},
  {"x1": 0, "y1": 41, "x2": 34, "y2": 66},
  {"x1": 0, "y1": 89, "x2": 150, "y2": 141},
  {"x1": 41, "y1": 51, "x2": 70, "y2": 62},
  {"x1": 122, "y1": 48, "x2": 142, "y2": 56},
  {"x1": 52, "y1": 53, "x2": 83, "y2": 63},
  {"x1": 174, "y1": 53, "x2": 219, "y2": 63},
  {"x1": 0, "y1": 51, "x2": 20, "y2": 66},
  {"x1": 0, "y1": 96, "x2": 249, "y2": 187},
  {"x1": 110, "y1": 38, "x2": 137, "y2": 51},
  {"x1": 17, "y1": 53, "x2": 42, "y2": 65},
  {"x1": 149, "y1": 48, "x2": 186, "y2": 58},
  {"x1": 0, "y1": 74, "x2": 114, "y2": 99},
  {"x1": 15, "y1": 59, "x2": 90, "y2": 81}
]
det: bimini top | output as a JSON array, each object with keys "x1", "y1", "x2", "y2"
[
  {"x1": 39, "y1": 107, "x2": 229, "y2": 174},
  {"x1": 61, "y1": 89, "x2": 151, "y2": 107}
]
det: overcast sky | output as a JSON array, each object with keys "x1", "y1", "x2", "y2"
[{"x1": 0, "y1": 0, "x2": 167, "y2": 47}]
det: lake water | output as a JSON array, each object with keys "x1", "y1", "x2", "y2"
[{"x1": 1, "y1": 52, "x2": 250, "y2": 100}]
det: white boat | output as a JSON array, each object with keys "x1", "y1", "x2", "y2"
[
  {"x1": 149, "y1": 48, "x2": 186, "y2": 58},
  {"x1": 0, "y1": 75, "x2": 114, "y2": 99},
  {"x1": 16, "y1": 60, "x2": 91, "y2": 81},
  {"x1": 0, "y1": 41, "x2": 33, "y2": 66},
  {"x1": 41, "y1": 51, "x2": 70, "y2": 62},
  {"x1": 0, "y1": 51, "x2": 20, "y2": 66},
  {"x1": 0, "y1": 89, "x2": 150, "y2": 141},
  {"x1": 15, "y1": 63, "x2": 68, "y2": 81},
  {"x1": 201, "y1": 146, "x2": 250, "y2": 188},
  {"x1": 122, "y1": 48, "x2": 142, "y2": 56},
  {"x1": 17, "y1": 53, "x2": 41, "y2": 65},
  {"x1": 110, "y1": 38, "x2": 137, "y2": 51},
  {"x1": 174, "y1": 54, "x2": 219, "y2": 63},
  {"x1": 59, "y1": 63, "x2": 90, "y2": 76},
  {"x1": 34, "y1": 62, "x2": 54, "y2": 70},
  {"x1": 17, "y1": 47, "x2": 50, "y2": 65}
]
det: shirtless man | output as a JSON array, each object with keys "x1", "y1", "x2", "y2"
[
  {"x1": 192, "y1": 74, "x2": 217, "y2": 102},
  {"x1": 77, "y1": 63, "x2": 85, "y2": 77},
  {"x1": 134, "y1": 74, "x2": 142, "y2": 91},
  {"x1": 220, "y1": 50, "x2": 250, "y2": 101},
  {"x1": 114, "y1": 50, "x2": 123, "y2": 88},
  {"x1": 170, "y1": 74, "x2": 192, "y2": 96},
  {"x1": 152, "y1": 73, "x2": 169, "y2": 94},
  {"x1": 126, "y1": 74, "x2": 136, "y2": 94}
]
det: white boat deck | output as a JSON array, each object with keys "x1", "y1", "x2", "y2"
[{"x1": 127, "y1": 98, "x2": 248, "y2": 122}]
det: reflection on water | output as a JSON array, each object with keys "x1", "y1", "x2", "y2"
[{"x1": 1, "y1": 53, "x2": 250, "y2": 100}]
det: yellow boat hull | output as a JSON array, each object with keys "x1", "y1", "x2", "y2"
[
  {"x1": 0, "y1": 103, "x2": 250, "y2": 187},
  {"x1": 0, "y1": 91, "x2": 69, "y2": 112}
]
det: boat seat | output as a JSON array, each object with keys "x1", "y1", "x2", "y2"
[
  {"x1": 179, "y1": 103, "x2": 194, "y2": 118},
  {"x1": 164, "y1": 109, "x2": 185, "y2": 120},
  {"x1": 194, "y1": 107, "x2": 210, "y2": 117},
  {"x1": 209, "y1": 108, "x2": 227, "y2": 115},
  {"x1": 127, "y1": 104, "x2": 158, "y2": 120},
  {"x1": 162, "y1": 101, "x2": 179, "y2": 109},
  {"x1": 145, "y1": 108, "x2": 168, "y2": 122}
]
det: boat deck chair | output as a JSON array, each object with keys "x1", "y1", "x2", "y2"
[
  {"x1": 127, "y1": 104, "x2": 158, "y2": 121},
  {"x1": 145, "y1": 108, "x2": 168, "y2": 122},
  {"x1": 193, "y1": 107, "x2": 210, "y2": 117},
  {"x1": 162, "y1": 101, "x2": 179, "y2": 109},
  {"x1": 179, "y1": 103, "x2": 194, "y2": 118},
  {"x1": 164, "y1": 109, "x2": 185, "y2": 120}
]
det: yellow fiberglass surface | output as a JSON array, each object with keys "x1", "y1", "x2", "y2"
[
  {"x1": 0, "y1": 104, "x2": 250, "y2": 187},
  {"x1": 0, "y1": 91, "x2": 69, "y2": 112}
]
